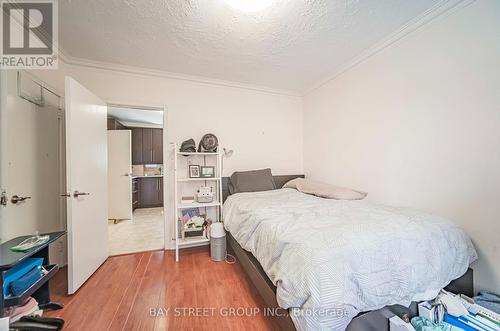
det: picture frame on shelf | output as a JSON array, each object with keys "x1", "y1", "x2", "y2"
[
  {"x1": 189, "y1": 165, "x2": 200, "y2": 178},
  {"x1": 200, "y1": 166, "x2": 215, "y2": 178}
]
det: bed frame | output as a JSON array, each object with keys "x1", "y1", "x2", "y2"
[{"x1": 222, "y1": 175, "x2": 474, "y2": 331}]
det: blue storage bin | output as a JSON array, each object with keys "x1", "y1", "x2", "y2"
[
  {"x1": 3, "y1": 258, "x2": 43, "y2": 296},
  {"x1": 10, "y1": 266, "x2": 42, "y2": 296}
]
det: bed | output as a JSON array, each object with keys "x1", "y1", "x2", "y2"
[{"x1": 222, "y1": 175, "x2": 477, "y2": 331}]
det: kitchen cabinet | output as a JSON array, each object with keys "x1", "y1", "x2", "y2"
[
  {"x1": 132, "y1": 128, "x2": 143, "y2": 165},
  {"x1": 138, "y1": 177, "x2": 163, "y2": 208},
  {"x1": 152, "y1": 129, "x2": 163, "y2": 164},
  {"x1": 132, "y1": 128, "x2": 163, "y2": 165},
  {"x1": 142, "y1": 128, "x2": 153, "y2": 163}
]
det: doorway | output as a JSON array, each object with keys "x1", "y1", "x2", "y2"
[{"x1": 106, "y1": 105, "x2": 165, "y2": 256}]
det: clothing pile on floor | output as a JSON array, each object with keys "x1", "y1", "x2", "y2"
[{"x1": 6, "y1": 297, "x2": 64, "y2": 331}]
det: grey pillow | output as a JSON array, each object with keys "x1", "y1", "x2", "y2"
[{"x1": 228, "y1": 169, "x2": 276, "y2": 194}]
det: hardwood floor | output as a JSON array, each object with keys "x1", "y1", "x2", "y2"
[{"x1": 46, "y1": 248, "x2": 280, "y2": 330}]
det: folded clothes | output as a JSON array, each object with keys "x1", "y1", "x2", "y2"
[{"x1": 474, "y1": 292, "x2": 500, "y2": 314}]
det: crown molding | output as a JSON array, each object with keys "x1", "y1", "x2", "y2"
[
  {"x1": 57, "y1": 51, "x2": 301, "y2": 97},
  {"x1": 303, "y1": 0, "x2": 477, "y2": 96}
]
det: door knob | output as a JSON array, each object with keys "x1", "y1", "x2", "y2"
[
  {"x1": 11, "y1": 195, "x2": 32, "y2": 204},
  {"x1": 73, "y1": 191, "x2": 90, "y2": 198}
]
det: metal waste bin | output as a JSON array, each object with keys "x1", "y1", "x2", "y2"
[{"x1": 210, "y1": 222, "x2": 226, "y2": 262}]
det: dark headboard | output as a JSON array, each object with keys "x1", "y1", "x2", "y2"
[{"x1": 222, "y1": 174, "x2": 304, "y2": 202}]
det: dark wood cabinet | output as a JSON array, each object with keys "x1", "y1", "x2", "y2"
[
  {"x1": 138, "y1": 177, "x2": 163, "y2": 208},
  {"x1": 152, "y1": 129, "x2": 163, "y2": 164},
  {"x1": 142, "y1": 129, "x2": 153, "y2": 164},
  {"x1": 131, "y1": 128, "x2": 143, "y2": 165},
  {"x1": 131, "y1": 128, "x2": 163, "y2": 165}
]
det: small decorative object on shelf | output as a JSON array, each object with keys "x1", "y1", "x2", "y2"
[
  {"x1": 196, "y1": 186, "x2": 214, "y2": 203},
  {"x1": 173, "y1": 142, "x2": 223, "y2": 262},
  {"x1": 188, "y1": 165, "x2": 200, "y2": 178},
  {"x1": 181, "y1": 208, "x2": 200, "y2": 223},
  {"x1": 181, "y1": 196, "x2": 195, "y2": 204},
  {"x1": 187, "y1": 215, "x2": 205, "y2": 228},
  {"x1": 200, "y1": 166, "x2": 215, "y2": 178},
  {"x1": 180, "y1": 138, "x2": 196, "y2": 153},
  {"x1": 182, "y1": 215, "x2": 207, "y2": 236},
  {"x1": 198, "y1": 133, "x2": 218, "y2": 153}
]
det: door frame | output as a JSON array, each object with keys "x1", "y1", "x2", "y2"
[{"x1": 106, "y1": 102, "x2": 169, "y2": 250}]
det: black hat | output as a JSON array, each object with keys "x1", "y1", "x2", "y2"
[{"x1": 180, "y1": 138, "x2": 196, "y2": 153}]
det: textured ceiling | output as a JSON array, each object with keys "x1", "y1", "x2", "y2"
[{"x1": 60, "y1": 0, "x2": 441, "y2": 92}]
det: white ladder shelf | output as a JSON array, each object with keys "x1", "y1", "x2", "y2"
[{"x1": 173, "y1": 143, "x2": 223, "y2": 262}]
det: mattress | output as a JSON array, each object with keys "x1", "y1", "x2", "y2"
[{"x1": 223, "y1": 188, "x2": 477, "y2": 331}]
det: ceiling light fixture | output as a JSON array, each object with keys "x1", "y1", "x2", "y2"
[{"x1": 224, "y1": 0, "x2": 274, "y2": 12}]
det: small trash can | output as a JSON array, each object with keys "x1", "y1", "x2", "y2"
[{"x1": 210, "y1": 222, "x2": 226, "y2": 262}]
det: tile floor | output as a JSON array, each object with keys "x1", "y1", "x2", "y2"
[{"x1": 108, "y1": 207, "x2": 165, "y2": 256}]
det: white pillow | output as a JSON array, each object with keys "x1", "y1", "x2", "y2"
[{"x1": 284, "y1": 178, "x2": 367, "y2": 200}]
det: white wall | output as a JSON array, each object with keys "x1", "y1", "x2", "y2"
[
  {"x1": 31, "y1": 62, "x2": 303, "y2": 249},
  {"x1": 303, "y1": 0, "x2": 500, "y2": 293}
]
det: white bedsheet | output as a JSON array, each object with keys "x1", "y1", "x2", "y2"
[{"x1": 223, "y1": 189, "x2": 477, "y2": 331}]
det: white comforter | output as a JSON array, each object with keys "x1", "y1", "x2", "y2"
[{"x1": 223, "y1": 189, "x2": 477, "y2": 331}]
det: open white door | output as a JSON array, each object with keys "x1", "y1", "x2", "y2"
[
  {"x1": 107, "y1": 130, "x2": 132, "y2": 221},
  {"x1": 65, "y1": 77, "x2": 108, "y2": 294}
]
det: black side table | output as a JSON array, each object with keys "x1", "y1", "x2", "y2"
[{"x1": 0, "y1": 231, "x2": 66, "y2": 317}]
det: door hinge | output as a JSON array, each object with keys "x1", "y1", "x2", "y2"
[{"x1": 0, "y1": 190, "x2": 7, "y2": 206}]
